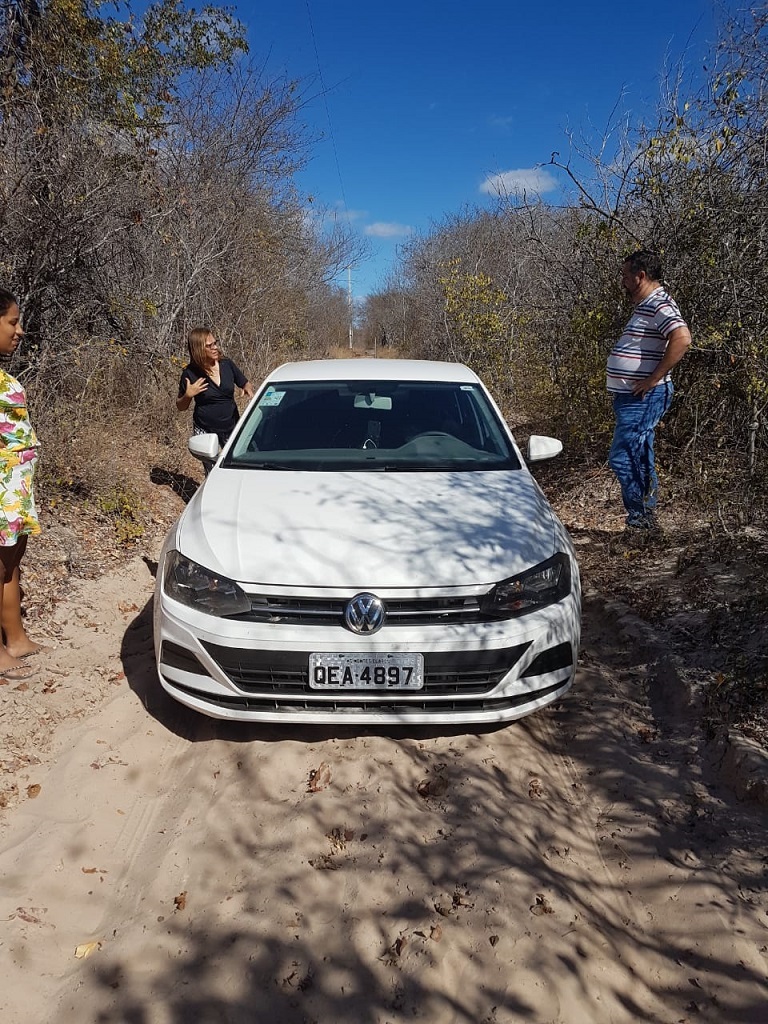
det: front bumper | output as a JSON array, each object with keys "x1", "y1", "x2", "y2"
[{"x1": 154, "y1": 582, "x2": 581, "y2": 725}]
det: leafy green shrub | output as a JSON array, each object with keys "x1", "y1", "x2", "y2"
[{"x1": 95, "y1": 485, "x2": 145, "y2": 546}]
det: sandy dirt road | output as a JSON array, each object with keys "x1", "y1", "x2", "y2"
[{"x1": 1, "y1": 555, "x2": 767, "y2": 1024}]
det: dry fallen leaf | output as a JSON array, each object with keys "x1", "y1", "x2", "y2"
[
  {"x1": 26, "y1": 784, "x2": 41, "y2": 799},
  {"x1": 381, "y1": 933, "x2": 409, "y2": 963},
  {"x1": 531, "y1": 893, "x2": 554, "y2": 916},
  {"x1": 118, "y1": 602, "x2": 138, "y2": 614},
  {"x1": 452, "y1": 889, "x2": 474, "y2": 909},
  {"x1": 74, "y1": 941, "x2": 102, "y2": 959},
  {"x1": 173, "y1": 891, "x2": 187, "y2": 911},
  {"x1": 90, "y1": 756, "x2": 127, "y2": 770},
  {"x1": 0, "y1": 783, "x2": 19, "y2": 808},
  {"x1": 528, "y1": 777, "x2": 543, "y2": 799},
  {"x1": 417, "y1": 775, "x2": 448, "y2": 799},
  {"x1": 307, "y1": 761, "x2": 332, "y2": 792},
  {"x1": 308, "y1": 854, "x2": 339, "y2": 871},
  {"x1": 13, "y1": 907, "x2": 44, "y2": 924}
]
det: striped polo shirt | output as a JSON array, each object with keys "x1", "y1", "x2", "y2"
[{"x1": 606, "y1": 287, "x2": 687, "y2": 393}]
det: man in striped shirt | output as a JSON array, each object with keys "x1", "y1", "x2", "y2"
[{"x1": 607, "y1": 250, "x2": 692, "y2": 530}]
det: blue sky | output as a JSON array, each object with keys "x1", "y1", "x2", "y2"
[{"x1": 239, "y1": 0, "x2": 725, "y2": 299}]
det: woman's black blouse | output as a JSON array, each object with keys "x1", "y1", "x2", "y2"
[{"x1": 178, "y1": 358, "x2": 248, "y2": 444}]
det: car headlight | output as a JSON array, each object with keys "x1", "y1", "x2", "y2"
[
  {"x1": 163, "y1": 550, "x2": 251, "y2": 617},
  {"x1": 480, "y1": 553, "x2": 571, "y2": 618}
]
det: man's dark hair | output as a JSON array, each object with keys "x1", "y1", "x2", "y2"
[{"x1": 623, "y1": 249, "x2": 663, "y2": 282}]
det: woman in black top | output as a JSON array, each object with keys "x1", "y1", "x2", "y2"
[{"x1": 176, "y1": 328, "x2": 254, "y2": 457}]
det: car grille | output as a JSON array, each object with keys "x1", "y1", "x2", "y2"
[
  {"x1": 195, "y1": 641, "x2": 532, "y2": 695},
  {"x1": 229, "y1": 594, "x2": 486, "y2": 626},
  {"x1": 168, "y1": 678, "x2": 568, "y2": 717}
]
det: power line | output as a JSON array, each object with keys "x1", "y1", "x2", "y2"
[
  {"x1": 304, "y1": 1, "x2": 356, "y2": 346},
  {"x1": 304, "y1": 0, "x2": 350, "y2": 224}
]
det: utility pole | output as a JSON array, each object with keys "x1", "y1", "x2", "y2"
[{"x1": 347, "y1": 267, "x2": 354, "y2": 350}]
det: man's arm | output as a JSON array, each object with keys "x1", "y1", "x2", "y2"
[{"x1": 631, "y1": 325, "x2": 692, "y2": 397}]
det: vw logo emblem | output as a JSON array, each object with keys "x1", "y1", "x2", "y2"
[{"x1": 344, "y1": 593, "x2": 386, "y2": 635}]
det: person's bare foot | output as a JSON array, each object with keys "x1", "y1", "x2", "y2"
[
  {"x1": 0, "y1": 664, "x2": 37, "y2": 681},
  {"x1": 5, "y1": 638, "x2": 47, "y2": 659},
  {"x1": 0, "y1": 650, "x2": 29, "y2": 673}
]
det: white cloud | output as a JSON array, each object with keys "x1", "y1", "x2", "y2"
[
  {"x1": 364, "y1": 222, "x2": 413, "y2": 238},
  {"x1": 338, "y1": 207, "x2": 368, "y2": 223},
  {"x1": 488, "y1": 114, "x2": 516, "y2": 131},
  {"x1": 303, "y1": 203, "x2": 369, "y2": 231},
  {"x1": 479, "y1": 167, "x2": 559, "y2": 198}
]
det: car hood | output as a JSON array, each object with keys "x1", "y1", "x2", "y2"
[{"x1": 176, "y1": 469, "x2": 559, "y2": 590}]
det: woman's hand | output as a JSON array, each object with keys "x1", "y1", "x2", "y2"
[
  {"x1": 176, "y1": 376, "x2": 208, "y2": 411},
  {"x1": 186, "y1": 377, "x2": 208, "y2": 398}
]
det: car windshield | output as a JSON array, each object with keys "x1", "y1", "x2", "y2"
[{"x1": 223, "y1": 379, "x2": 521, "y2": 472}]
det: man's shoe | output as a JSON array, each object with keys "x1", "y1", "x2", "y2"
[
  {"x1": 622, "y1": 515, "x2": 663, "y2": 545},
  {"x1": 626, "y1": 513, "x2": 658, "y2": 531}
]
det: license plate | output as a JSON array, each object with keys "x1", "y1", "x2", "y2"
[{"x1": 308, "y1": 652, "x2": 424, "y2": 690}]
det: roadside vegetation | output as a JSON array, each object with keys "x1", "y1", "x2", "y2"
[
  {"x1": 354, "y1": 6, "x2": 768, "y2": 745},
  {"x1": 0, "y1": 4, "x2": 766, "y2": 741},
  {"x1": 360, "y1": 7, "x2": 768, "y2": 524},
  {"x1": 0, "y1": 0, "x2": 359, "y2": 501}
]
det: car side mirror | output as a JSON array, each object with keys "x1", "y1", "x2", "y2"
[
  {"x1": 188, "y1": 434, "x2": 220, "y2": 463},
  {"x1": 527, "y1": 435, "x2": 563, "y2": 462}
]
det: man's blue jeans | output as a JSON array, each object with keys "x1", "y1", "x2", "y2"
[{"x1": 609, "y1": 383, "x2": 673, "y2": 526}]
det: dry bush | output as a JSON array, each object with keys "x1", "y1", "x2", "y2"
[{"x1": 27, "y1": 332, "x2": 362, "y2": 519}]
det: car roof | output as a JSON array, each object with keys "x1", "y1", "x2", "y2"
[{"x1": 266, "y1": 359, "x2": 481, "y2": 384}]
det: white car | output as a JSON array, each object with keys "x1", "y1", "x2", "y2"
[{"x1": 154, "y1": 359, "x2": 580, "y2": 725}]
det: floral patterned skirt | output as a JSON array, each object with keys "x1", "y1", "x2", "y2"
[{"x1": 0, "y1": 451, "x2": 41, "y2": 546}]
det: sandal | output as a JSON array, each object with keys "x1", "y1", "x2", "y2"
[
  {"x1": 19, "y1": 644, "x2": 52, "y2": 659},
  {"x1": 1, "y1": 665, "x2": 37, "y2": 681}
]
